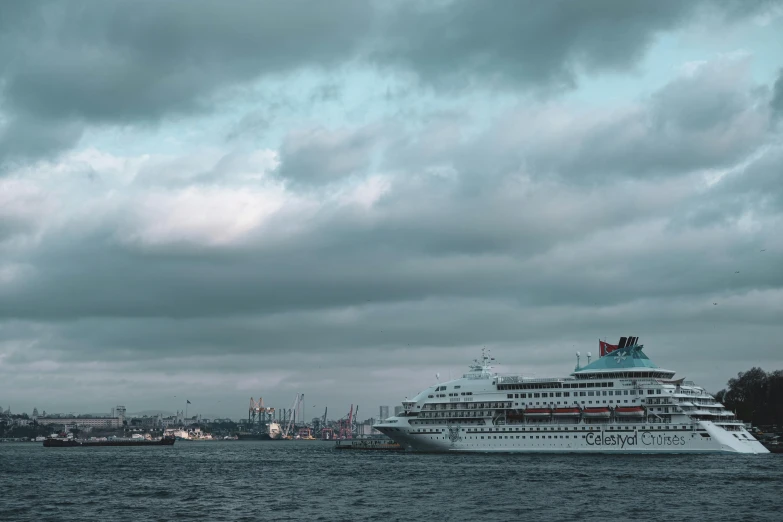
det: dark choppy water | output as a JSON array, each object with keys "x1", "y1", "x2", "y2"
[{"x1": 1, "y1": 441, "x2": 782, "y2": 521}]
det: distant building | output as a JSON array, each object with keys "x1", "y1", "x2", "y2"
[
  {"x1": 357, "y1": 420, "x2": 381, "y2": 436},
  {"x1": 129, "y1": 416, "x2": 160, "y2": 428},
  {"x1": 379, "y1": 406, "x2": 389, "y2": 420},
  {"x1": 394, "y1": 406, "x2": 403, "y2": 416},
  {"x1": 160, "y1": 417, "x2": 179, "y2": 428},
  {"x1": 158, "y1": 410, "x2": 200, "y2": 427},
  {"x1": 36, "y1": 417, "x2": 122, "y2": 428},
  {"x1": 32, "y1": 408, "x2": 39, "y2": 420},
  {"x1": 37, "y1": 405, "x2": 125, "y2": 429}
]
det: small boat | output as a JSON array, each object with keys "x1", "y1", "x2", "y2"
[
  {"x1": 614, "y1": 406, "x2": 645, "y2": 417},
  {"x1": 582, "y1": 407, "x2": 611, "y2": 418},
  {"x1": 761, "y1": 442, "x2": 783, "y2": 454},
  {"x1": 297, "y1": 427, "x2": 316, "y2": 440},
  {"x1": 44, "y1": 437, "x2": 176, "y2": 447},
  {"x1": 552, "y1": 407, "x2": 581, "y2": 417}
]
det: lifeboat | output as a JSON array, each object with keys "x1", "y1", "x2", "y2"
[
  {"x1": 614, "y1": 406, "x2": 645, "y2": 417},
  {"x1": 523, "y1": 408, "x2": 552, "y2": 418},
  {"x1": 552, "y1": 407, "x2": 581, "y2": 417},
  {"x1": 582, "y1": 407, "x2": 611, "y2": 418}
]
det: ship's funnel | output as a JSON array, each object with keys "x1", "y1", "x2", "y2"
[{"x1": 618, "y1": 337, "x2": 628, "y2": 349}]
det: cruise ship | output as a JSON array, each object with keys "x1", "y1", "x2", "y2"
[{"x1": 374, "y1": 337, "x2": 768, "y2": 453}]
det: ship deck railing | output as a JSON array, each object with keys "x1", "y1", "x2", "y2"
[{"x1": 496, "y1": 375, "x2": 569, "y2": 384}]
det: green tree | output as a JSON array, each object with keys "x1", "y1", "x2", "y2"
[{"x1": 720, "y1": 367, "x2": 783, "y2": 427}]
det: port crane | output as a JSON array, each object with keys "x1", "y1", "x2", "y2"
[
  {"x1": 248, "y1": 397, "x2": 259, "y2": 425},
  {"x1": 337, "y1": 404, "x2": 354, "y2": 439},
  {"x1": 248, "y1": 397, "x2": 275, "y2": 427},
  {"x1": 281, "y1": 393, "x2": 303, "y2": 439},
  {"x1": 319, "y1": 406, "x2": 336, "y2": 440}
]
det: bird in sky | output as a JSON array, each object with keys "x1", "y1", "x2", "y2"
[
  {"x1": 735, "y1": 271, "x2": 740, "y2": 274},
  {"x1": 713, "y1": 302, "x2": 718, "y2": 305}
]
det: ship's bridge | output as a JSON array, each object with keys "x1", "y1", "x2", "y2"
[{"x1": 571, "y1": 343, "x2": 675, "y2": 380}]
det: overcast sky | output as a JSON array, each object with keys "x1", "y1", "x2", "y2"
[{"x1": 1, "y1": 0, "x2": 782, "y2": 421}]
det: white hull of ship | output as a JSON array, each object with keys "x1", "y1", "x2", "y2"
[{"x1": 376, "y1": 420, "x2": 769, "y2": 454}]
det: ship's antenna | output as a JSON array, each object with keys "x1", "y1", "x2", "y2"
[
  {"x1": 587, "y1": 351, "x2": 592, "y2": 365},
  {"x1": 575, "y1": 351, "x2": 581, "y2": 371}
]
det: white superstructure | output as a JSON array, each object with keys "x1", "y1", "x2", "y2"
[
  {"x1": 265, "y1": 422, "x2": 282, "y2": 440},
  {"x1": 374, "y1": 339, "x2": 768, "y2": 453}
]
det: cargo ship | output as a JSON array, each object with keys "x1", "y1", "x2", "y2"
[
  {"x1": 43, "y1": 437, "x2": 175, "y2": 447},
  {"x1": 236, "y1": 421, "x2": 282, "y2": 440},
  {"x1": 335, "y1": 438, "x2": 403, "y2": 451}
]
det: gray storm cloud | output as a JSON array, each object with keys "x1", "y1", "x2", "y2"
[{"x1": 0, "y1": 0, "x2": 782, "y2": 416}]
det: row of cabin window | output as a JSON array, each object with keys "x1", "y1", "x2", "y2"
[
  {"x1": 519, "y1": 400, "x2": 633, "y2": 405},
  {"x1": 507, "y1": 389, "x2": 642, "y2": 399},
  {"x1": 395, "y1": 423, "x2": 689, "y2": 434},
  {"x1": 419, "y1": 398, "x2": 634, "y2": 414},
  {"x1": 459, "y1": 427, "x2": 698, "y2": 439},
  {"x1": 466, "y1": 426, "x2": 689, "y2": 432},
  {"x1": 424, "y1": 401, "x2": 512, "y2": 409},
  {"x1": 435, "y1": 385, "x2": 463, "y2": 391},
  {"x1": 468, "y1": 435, "x2": 585, "y2": 439},
  {"x1": 412, "y1": 425, "x2": 688, "y2": 433},
  {"x1": 499, "y1": 381, "x2": 615, "y2": 390},
  {"x1": 429, "y1": 391, "x2": 475, "y2": 398}
]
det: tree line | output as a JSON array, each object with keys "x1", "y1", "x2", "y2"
[{"x1": 714, "y1": 368, "x2": 783, "y2": 428}]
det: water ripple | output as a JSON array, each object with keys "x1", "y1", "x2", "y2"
[{"x1": 1, "y1": 441, "x2": 781, "y2": 521}]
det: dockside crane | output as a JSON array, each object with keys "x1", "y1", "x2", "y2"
[
  {"x1": 257, "y1": 397, "x2": 275, "y2": 425},
  {"x1": 338, "y1": 404, "x2": 354, "y2": 439},
  {"x1": 248, "y1": 397, "x2": 255, "y2": 425},
  {"x1": 281, "y1": 393, "x2": 302, "y2": 439},
  {"x1": 248, "y1": 397, "x2": 274, "y2": 428},
  {"x1": 319, "y1": 406, "x2": 333, "y2": 440}
]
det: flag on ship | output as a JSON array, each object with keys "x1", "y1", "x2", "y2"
[{"x1": 599, "y1": 340, "x2": 619, "y2": 357}]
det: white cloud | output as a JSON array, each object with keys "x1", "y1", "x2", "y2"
[{"x1": 126, "y1": 185, "x2": 289, "y2": 247}]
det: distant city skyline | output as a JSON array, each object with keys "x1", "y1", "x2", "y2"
[
  {"x1": 1, "y1": 401, "x2": 391, "y2": 424},
  {"x1": 1, "y1": 2, "x2": 782, "y2": 416}
]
